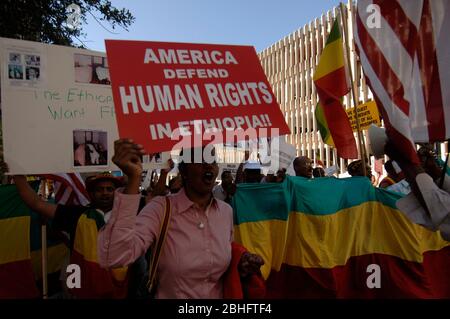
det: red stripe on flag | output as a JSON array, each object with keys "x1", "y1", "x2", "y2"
[
  {"x1": 417, "y1": 0, "x2": 446, "y2": 141},
  {"x1": 40, "y1": 173, "x2": 89, "y2": 206},
  {"x1": 54, "y1": 184, "x2": 65, "y2": 203},
  {"x1": 370, "y1": 88, "x2": 420, "y2": 164},
  {"x1": 68, "y1": 173, "x2": 90, "y2": 200},
  {"x1": 266, "y1": 248, "x2": 450, "y2": 298},
  {"x1": 314, "y1": 67, "x2": 350, "y2": 100},
  {"x1": 372, "y1": 0, "x2": 418, "y2": 59},
  {"x1": 0, "y1": 260, "x2": 40, "y2": 299},
  {"x1": 356, "y1": 12, "x2": 410, "y2": 116},
  {"x1": 315, "y1": 67, "x2": 358, "y2": 159}
]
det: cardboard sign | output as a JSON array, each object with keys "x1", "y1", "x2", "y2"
[
  {"x1": 0, "y1": 37, "x2": 166, "y2": 174},
  {"x1": 106, "y1": 40, "x2": 290, "y2": 154},
  {"x1": 324, "y1": 165, "x2": 339, "y2": 176},
  {"x1": 259, "y1": 137, "x2": 297, "y2": 173},
  {"x1": 345, "y1": 100, "x2": 380, "y2": 132}
]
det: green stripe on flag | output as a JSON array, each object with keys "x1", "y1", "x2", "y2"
[
  {"x1": 325, "y1": 18, "x2": 341, "y2": 45},
  {"x1": 232, "y1": 176, "x2": 403, "y2": 224},
  {"x1": 315, "y1": 103, "x2": 334, "y2": 146},
  {"x1": 0, "y1": 182, "x2": 39, "y2": 220},
  {"x1": 232, "y1": 182, "x2": 290, "y2": 224}
]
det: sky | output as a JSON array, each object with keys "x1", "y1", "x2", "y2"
[{"x1": 81, "y1": 0, "x2": 342, "y2": 53}]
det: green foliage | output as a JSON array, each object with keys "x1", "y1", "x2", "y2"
[{"x1": 0, "y1": 0, "x2": 134, "y2": 47}]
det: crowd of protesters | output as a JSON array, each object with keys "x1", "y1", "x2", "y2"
[{"x1": 0, "y1": 138, "x2": 448, "y2": 299}]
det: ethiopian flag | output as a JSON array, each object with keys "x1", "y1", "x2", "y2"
[
  {"x1": 233, "y1": 176, "x2": 450, "y2": 298},
  {"x1": 0, "y1": 183, "x2": 40, "y2": 298},
  {"x1": 0, "y1": 183, "x2": 69, "y2": 299},
  {"x1": 313, "y1": 17, "x2": 357, "y2": 159}
]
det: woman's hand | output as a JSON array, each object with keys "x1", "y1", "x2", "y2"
[
  {"x1": 112, "y1": 139, "x2": 145, "y2": 194},
  {"x1": 238, "y1": 252, "x2": 264, "y2": 278}
]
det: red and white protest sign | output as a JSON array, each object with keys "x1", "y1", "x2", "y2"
[{"x1": 106, "y1": 40, "x2": 290, "y2": 153}]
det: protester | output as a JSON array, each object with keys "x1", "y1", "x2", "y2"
[
  {"x1": 168, "y1": 174, "x2": 183, "y2": 194},
  {"x1": 242, "y1": 161, "x2": 263, "y2": 183},
  {"x1": 275, "y1": 168, "x2": 287, "y2": 183},
  {"x1": 2, "y1": 165, "x2": 150, "y2": 298},
  {"x1": 98, "y1": 139, "x2": 265, "y2": 298},
  {"x1": 293, "y1": 156, "x2": 313, "y2": 178},
  {"x1": 347, "y1": 159, "x2": 372, "y2": 179},
  {"x1": 417, "y1": 146, "x2": 443, "y2": 181},
  {"x1": 313, "y1": 167, "x2": 325, "y2": 178},
  {"x1": 379, "y1": 160, "x2": 398, "y2": 188},
  {"x1": 144, "y1": 160, "x2": 174, "y2": 204},
  {"x1": 213, "y1": 170, "x2": 236, "y2": 204},
  {"x1": 385, "y1": 141, "x2": 449, "y2": 241}
]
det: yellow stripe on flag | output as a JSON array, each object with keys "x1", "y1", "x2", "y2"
[
  {"x1": 31, "y1": 243, "x2": 69, "y2": 280},
  {"x1": 235, "y1": 219, "x2": 288, "y2": 279},
  {"x1": 73, "y1": 214, "x2": 128, "y2": 281},
  {"x1": 313, "y1": 39, "x2": 346, "y2": 81},
  {"x1": 286, "y1": 202, "x2": 449, "y2": 268},
  {"x1": 235, "y1": 202, "x2": 449, "y2": 277},
  {"x1": 0, "y1": 216, "x2": 31, "y2": 264},
  {"x1": 73, "y1": 214, "x2": 99, "y2": 263}
]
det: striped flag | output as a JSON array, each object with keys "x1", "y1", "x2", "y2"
[
  {"x1": 354, "y1": 0, "x2": 450, "y2": 164},
  {"x1": 0, "y1": 183, "x2": 41, "y2": 298},
  {"x1": 233, "y1": 176, "x2": 450, "y2": 298},
  {"x1": 41, "y1": 173, "x2": 90, "y2": 206},
  {"x1": 313, "y1": 17, "x2": 358, "y2": 159}
]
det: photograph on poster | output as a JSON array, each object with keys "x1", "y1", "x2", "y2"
[
  {"x1": 74, "y1": 53, "x2": 110, "y2": 85},
  {"x1": 73, "y1": 129, "x2": 108, "y2": 167},
  {"x1": 25, "y1": 54, "x2": 40, "y2": 66},
  {"x1": 8, "y1": 64, "x2": 23, "y2": 79},
  {"x1": 9, "y1": 52, "x2": 21, "y2": 64},
  {"x1": 25, "y1": 66, "x2": 40, "y2": 80}
]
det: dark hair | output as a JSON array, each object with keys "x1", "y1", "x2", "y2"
[
  {"x1": 312, "y1": 167, "x2": 325, "y2": 177},
  {"x1": 384, "y1": 159, "x2": 396, "y2": 175},
  {"x1": 221, "y1": 170, "x2": 231, "y2": 180}
]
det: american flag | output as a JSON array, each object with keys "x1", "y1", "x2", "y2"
[
  {"x1": 41, "y1": 173, "x2": 90, "y2": 206},
  {"x1": 354, "y1": 0, "x2": 450, "y2": 164}
]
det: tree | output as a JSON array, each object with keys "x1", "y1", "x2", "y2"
[{"x1": 0, "y1": 0, "x2": 134, "y2": 47}]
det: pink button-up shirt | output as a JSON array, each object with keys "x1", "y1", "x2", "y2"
[{"x1": 98, "y1": 188, "x2": 234, "y2": 299}]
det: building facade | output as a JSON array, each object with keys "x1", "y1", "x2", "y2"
[{"x1": 258, "y1": 1, "x2": 374, "y2": 174}]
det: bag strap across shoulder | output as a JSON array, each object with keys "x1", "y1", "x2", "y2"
[{"x1": 147, "y1": 196, "x2": 171, "y2": 293}]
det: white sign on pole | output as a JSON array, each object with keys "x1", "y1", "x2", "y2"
[
  {"x1": 259, "y1": 136, "x2": 297, "y2": 173},
  {"x1": 0, "y1": 37, "x2": 164, "y2": 174}
]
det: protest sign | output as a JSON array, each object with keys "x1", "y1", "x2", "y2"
[
  {"x1": 106, "y1": 40, "x2": 290, "y2": 154},
  {"x1": 345, "y1": 100, "x2": 381, "y2": 132},
  {"x1": 0, "y1": 37, "x2": 165, "y2": 174},
  {"x1": 0, "y1": 37, "x2": 118, "y2": 174},
  {"x1": 324, "y1": 165, "x2": 339, "y2": 176},
  {"x1": 258, "y1": 137, "x2": 297, "y2": 173}
]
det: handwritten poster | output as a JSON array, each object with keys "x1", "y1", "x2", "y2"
[{"x1": 0, "y1": 37, "x2": 120, "y2": 174}]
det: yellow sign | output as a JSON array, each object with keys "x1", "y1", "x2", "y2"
[{"x1": 346, "y1": 100, "x2": 380, "y2": 132}]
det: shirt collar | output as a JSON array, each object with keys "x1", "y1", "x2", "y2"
[{"x1": 175, "y1": 187, "x2": 219, "y2": 215}]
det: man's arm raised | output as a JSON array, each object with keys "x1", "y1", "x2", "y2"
[{"x1": 13, "y1": 175, "x2": 57, "y2": 219}]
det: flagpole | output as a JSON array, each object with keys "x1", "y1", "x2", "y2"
[
  {"x1": 339, "y1": 2, "x2": 368, "y2": 175},
  {"x1": 39, "y1": 179, "x2": 48, "y2": 299},
  {"x1": 41, "y1": 223, "x2": 48, "y2": 299},
  {"x1": 333, "y1": 147, "x2": 340, "y2": 176}
]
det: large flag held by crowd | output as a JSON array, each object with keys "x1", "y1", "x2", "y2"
[
  {"x1": 355, "y1": 0, "x2": 450, "y2": 164},
  {"x1": 233, "y1": 176, "x2": 450, "y2": 298},
  {"x1": 313, "y1": 17, "x2": 358, "y2": 159}
]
